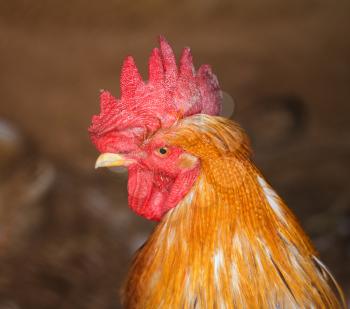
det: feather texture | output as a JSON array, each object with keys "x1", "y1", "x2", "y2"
[{"x1": 123, "y1": 115, "x2": 345, "y2": 309}]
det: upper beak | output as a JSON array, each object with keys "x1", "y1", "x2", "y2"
[{"x1": 95, "y1": 153, "x2": 135, "y2": 169}]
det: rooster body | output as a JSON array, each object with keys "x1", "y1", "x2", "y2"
[{"x1": 89, "y1": 37, "x2": 344, "y2": 308}]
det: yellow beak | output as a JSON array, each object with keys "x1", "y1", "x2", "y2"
[{"x1": 95, "y1": 153, "x2": 135, "y2": 169}]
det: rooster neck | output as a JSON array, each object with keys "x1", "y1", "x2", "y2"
[{"x1": 122, "y1": 160, "x2": 344, "y2": 309}]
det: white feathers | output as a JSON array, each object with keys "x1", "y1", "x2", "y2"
[
  {"x1": 232, "y1": 232, "x2": 241, "y2": 252},
  {"x1": 313, "y1": 255, "x2": 346, "y2": 307},
  {"x1": 185, "y1": 190, "x2": 195, "y2": 204},
  {"x1": 257, "y1": 176, "x2": 286, "y2": 224},
  {"x1": 185, "y1": 272, "x2": 191, "y2": 291},
  {"x1": 167, "y1": 228, "x2": 175, "y2": 248},
  {"x1": 231, "y1": 262, "x2": 240, "y2": 292},
  {"x1": 313, "y1": 255, "x2": 338, "y2": 285},
  {"x1": 213, "y1": 249, "x2": 224, "y2": 286}
]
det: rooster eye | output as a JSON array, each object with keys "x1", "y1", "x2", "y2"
[{"x1": 156, "y1": 147, "x2": 168, "y2": 156}]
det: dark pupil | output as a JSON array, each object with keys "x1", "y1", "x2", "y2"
[{"x1": 159, "y1": 147, "x2": 167, "y2": 155}]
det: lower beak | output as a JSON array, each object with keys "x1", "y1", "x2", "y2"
[{"x1": 95, "y1": 153, "x2": 135, "y2": 169}]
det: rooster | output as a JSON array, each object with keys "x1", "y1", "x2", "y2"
[{"x1": 89, "y1": 37, "x2": 345, "y2": 308}]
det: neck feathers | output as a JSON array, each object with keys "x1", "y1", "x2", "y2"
[{"x1": 122, "y1": 116, "x2": 344, "y2": 308}]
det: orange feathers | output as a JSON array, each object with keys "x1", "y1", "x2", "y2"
[{"x1": 122, "y1": 115, "x2": 345, "y2": 308}]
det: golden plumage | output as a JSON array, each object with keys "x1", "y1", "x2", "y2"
[{"x1": 123, "y1": 115, "x2": 345, "y2": 308}]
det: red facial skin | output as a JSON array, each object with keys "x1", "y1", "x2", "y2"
[
  {"x1": 124, "y1": 139, "x2": 200, "y2": 221},
  {"x1": 89, "y1": 37, "x2": 220, "y2": 221}
]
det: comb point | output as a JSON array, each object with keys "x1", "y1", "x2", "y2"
[{"x1": 120, "y1": 56, "x2": 143, "y2": 98}]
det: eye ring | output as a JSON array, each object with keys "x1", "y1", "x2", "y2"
[{"x1": 156, "y1": 147, "x2": 169, "y2": 157}]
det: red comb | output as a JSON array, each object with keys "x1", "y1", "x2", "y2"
[{"x1": 89, "y1": 36, "x2": 222, "y2": 153}]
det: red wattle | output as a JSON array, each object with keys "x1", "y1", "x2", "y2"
[{"x1": 127, "y1": 165, "x2": 199, "y2": 221}]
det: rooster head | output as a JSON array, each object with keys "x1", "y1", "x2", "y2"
[{"x1": 89, "y1": 36, "x2": 222, "y2": 220}]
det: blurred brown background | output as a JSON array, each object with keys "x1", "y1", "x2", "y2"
[{"x1": 0, "y1": 1, "x2": 349, "y2": 308}]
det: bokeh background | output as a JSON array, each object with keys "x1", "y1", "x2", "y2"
[{"x1": 0, "y1": 1, "x2": 349, "y2": 308}]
